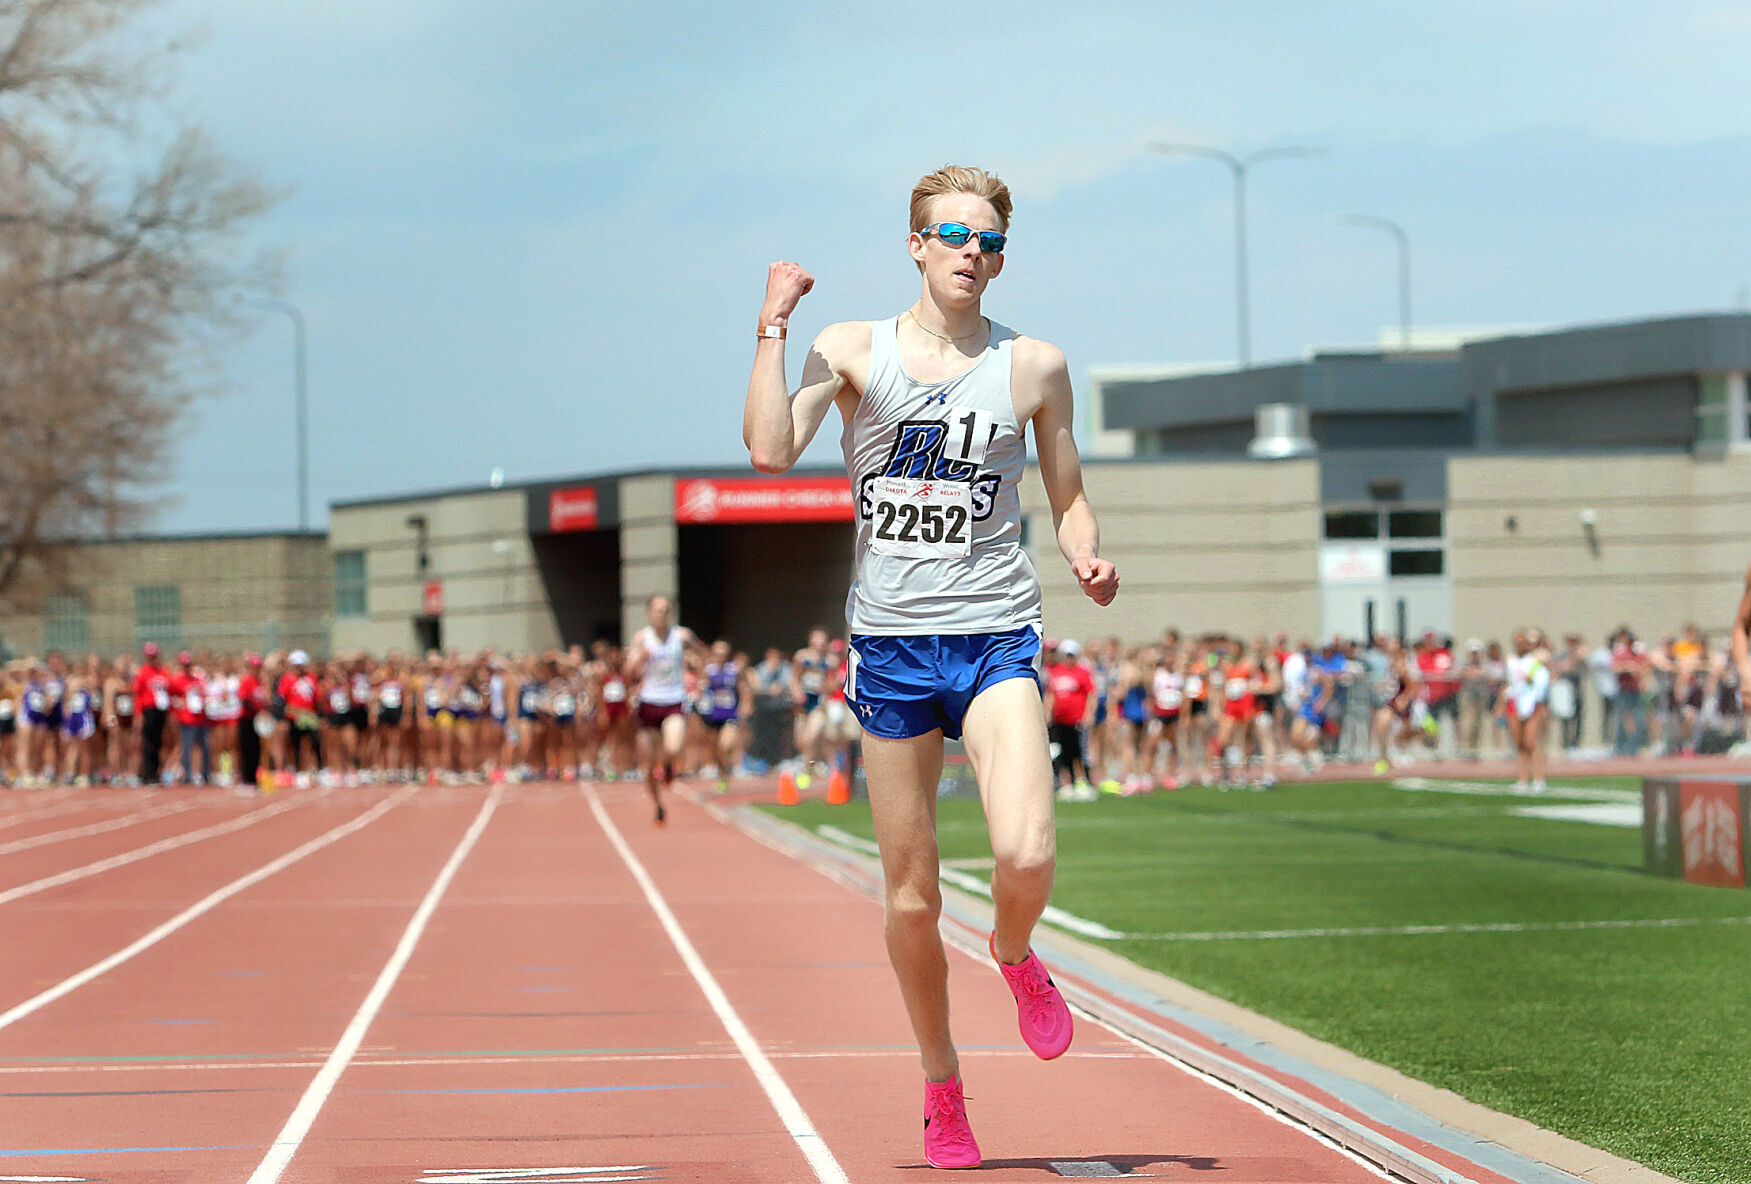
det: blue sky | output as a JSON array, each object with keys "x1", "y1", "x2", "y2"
[{"x1": 144, "y1": 0, "x2": 1751, "y2": 531}]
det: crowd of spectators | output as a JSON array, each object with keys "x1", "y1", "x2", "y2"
[{"x1": 0, "y1": 621, "x2": 1741, "y2": 793}]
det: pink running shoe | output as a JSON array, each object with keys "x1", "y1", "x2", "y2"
[
  {"x1": 923, "y1": 1073, "x2": 981, "y2": 1169},
  {"x1": 990, "y1": 932, "x2": 1074, "y2": 1059}
]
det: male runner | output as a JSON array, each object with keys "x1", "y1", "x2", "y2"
[
  {"x1": 623, "y1": 594, "x2": 705, "y2": 826},
  {"x1": 743, "y1": 165, "x2": 1119, "y2": 1169}
]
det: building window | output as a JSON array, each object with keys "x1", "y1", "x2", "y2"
[
  {"x1": 1389, "y1": 549, "x2": 1445, "y2": 577},
  {"x1": 135, "y1": 584, "x2": 182, "y2": 648},
  {"x1": 1697, "y1": 374, "x2": 1730, "y2": 446},
  {"x1": 1388, "y1": 510, "x2": 1443, "y2": 539},
  {"x1": 334, "y1": 550, "x2": 367, "y2": 618},
  {"x1": 42, "y1": 591, "x2": 89, "y2": 652},
  {"x1": 1323, "y1": 511, "x2": 1378, "y2": 539}
]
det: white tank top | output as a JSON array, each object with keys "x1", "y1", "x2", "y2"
[
  {"x1": 637, "y1": 626, "x2": 687, "y2": 706},
  {"x1": 841, "y1": 315, "x2": 1041, "y2": 635}
]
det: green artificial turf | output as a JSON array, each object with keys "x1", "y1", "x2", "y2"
[{"x1": 763, "y1": 778, "x2": 1751, "y2": 1183}]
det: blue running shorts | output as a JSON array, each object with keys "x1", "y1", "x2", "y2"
[{"x1": 846, "y1": 625, "x2": 1043, "y2": 741}]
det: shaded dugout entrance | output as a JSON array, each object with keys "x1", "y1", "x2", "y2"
[
  {"x1": 679, "y1": 523, "x2": 852, "y2": 653},
  {"x1": 674, "y1": 474, "x2": 855, "y2": 654},
  {"x1": 528, "y1": 481, "x2": 624, "y2": 648}
]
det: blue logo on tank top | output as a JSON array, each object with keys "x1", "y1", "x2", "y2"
[{"x1": 858, "y1": 419, "x2": 1002, "y2": 522}]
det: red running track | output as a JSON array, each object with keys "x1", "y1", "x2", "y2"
[{"x1": 1, "y1": 781, "x2": 1400, "y2": 1183}]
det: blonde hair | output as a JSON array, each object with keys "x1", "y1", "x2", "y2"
[{"x1": 909, "y1": 165, "x2": 1012, "y2": 234}]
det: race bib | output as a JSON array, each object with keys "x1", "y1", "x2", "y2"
[
  {"x1": 186, "y1": 691, "x2": 203, "y2": 714},
  {"x1": 329, "y1": 690, "x2": 350, "y2": 713},
  {"x1": 603, "y1": 681, "x2": 627, "y2": 703},
  {"x1": 868, "y1": 477, "x2": 972, "y2": 559},
  {"x1": 424, "y1": 687, "x2": 443, "y2": 710},
  {"x1": 380, "y1": 685, "x2": 402, "y2": 709},
  {"x1": 0, "y1": 700, "x2": 14, "y2": 720},
  {"x1": 153, "y1": 687, "x2": 170, "y2": 711},
  {"x1": 554, "y1": 693, "x2": 576, "y2": 715},
  {"x1": 116, "y1": 694, "x2": 133, "y2": 714},
  {"x1": 25, "y1": 691, "x2": 45, "y2": 712},
  {"x1": 943, "y1": 406, "x2": 996, "y2": 465},
  {"x1": 1225, "y1": 677, "x2": 1249, "y2": 700}
]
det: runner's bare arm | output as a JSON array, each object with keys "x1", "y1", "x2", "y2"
[
  {"x1": 1023, "y1": 338, "x2": 1119, "y2": 607},
  {"x1": 1732, "y1": 563, "x2": 1751, "y2": 686},
  {"x1": 743, "y1": 263, "x2": 862, "y2": 473}
]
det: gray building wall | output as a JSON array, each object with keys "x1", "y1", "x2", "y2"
[{"x1": 0, "y1": 533, "x2": 329, "y2": 659}]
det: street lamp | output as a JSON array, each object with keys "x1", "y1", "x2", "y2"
[
  {"x1": 1149, "y1": 142, "x2": 1326, "y2": 367},
  {"x1": 1342, "y1": 214, "x2": 1412, "y2": 351},
  {"x1": 256, "y1": 299, "x2": 310, "y2": 532}
]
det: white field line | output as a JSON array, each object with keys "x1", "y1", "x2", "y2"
[
  {"x1": 1390, "y1": 777, "x2": 1638, "y2": 803},
  {"x1": 815, "y1": 824, "x2": 1126, "y2": 941},
  {"x1": 0, "y1": 789, "x2": 338, "y2": 906},
  {"x1": 0, "y1": 799, "x2": 199, "y2": 855},
  {"x1": 812, "y1": 826, "x2": 1751, "y2": 945},
  {"x1": 588, "y1": 786, "x2": 848, "y2": 1184},
  {"x1": 246, "y1": 786, "x2": 501, "y2": 1184},
  {"x1": 1126, "y1": 915, "x2": 1751, "y2": 941},
  {"x1": 0, "y1": 786, "x2": 417, "y2": 1034}
]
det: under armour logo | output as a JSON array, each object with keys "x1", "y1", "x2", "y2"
[
  {"x1": 857, "y1": 702, "x2": 875, "y2": 717},
  {"x1": 923, "y1": 391, "x2": 949, "y2": 406}
]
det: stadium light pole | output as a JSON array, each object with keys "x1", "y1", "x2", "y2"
[
  {"x1": 1148, "y1": 142, "x2": 1326, "y2": 367},
  {"x1": 1343, "y1": 214, "x2": 1412, "y2": 351},
  {"x1": 257, "y1": 298, "x2": 310, "y2": 533}
]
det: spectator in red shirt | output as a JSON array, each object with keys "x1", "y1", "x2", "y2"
[
  {"x1": 133, "y1": 643, "x2": 174, "y2": 785},
  {"x1": 1415, "y1": 632, "x2": 1461, "y2": 755},
  {"x1": 170, "y1": 651, "x2": 211, "y2": 785},
  {"x1": 1044, "y1": 639, "x2": 1097, "y2": 797},
  {"x1": 277, "y1": 650, "x2": 323, "y2": 778}
]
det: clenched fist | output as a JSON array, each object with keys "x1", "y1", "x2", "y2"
[
  {"x1": 1073, "y1": 555, "x2": 1119, "y2": 607},
  {"x1": 762, "y1": 261, "x2": 815, "y2": 326}
]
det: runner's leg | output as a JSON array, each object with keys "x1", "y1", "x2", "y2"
[
  {"x1": 862, "y1": 729, "x2": 954, "y2": 1081},
  {"x1": 960, "y1": 676, "x2": 1055, "y2": 965}
]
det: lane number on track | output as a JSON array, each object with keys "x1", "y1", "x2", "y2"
[{"x1": 419, "y1": 1171, "x2": 657, "y2": 1183}]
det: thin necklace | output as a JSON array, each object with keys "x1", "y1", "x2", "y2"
[{"x1": 907, "y1": 309, "x2": 987, "y2": 344}]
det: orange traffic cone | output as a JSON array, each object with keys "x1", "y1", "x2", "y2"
[
  {"x1": 776, "y1": 767, "x2": 799, "y2": 806},
  {"x1": 825, "y1": 768, "x2": 852, "y2": 805}
]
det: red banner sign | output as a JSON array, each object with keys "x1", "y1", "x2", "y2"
[
  {"x1": 548, "y1": 485, "x2": 600, "y2": 532},
  {"x1": 675, "y1": 476, "x2": 853, "y2": 524},
  {"x1": 422, "y1": 580, "x2": 445, "y2": 618}
]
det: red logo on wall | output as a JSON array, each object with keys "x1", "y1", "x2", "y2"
[
  {"x1": 422, "y1": 580, "x2": 445, "y2": 617},
  {"x1": 675, "y1": 476, "x2": 853, "y2": 524},
  {"x1": 1680, "y1": 782, "x2": 1745, "y2": 888},
  {"x1": 548, "y1": 485, "x2": 599, "y2": 532}
]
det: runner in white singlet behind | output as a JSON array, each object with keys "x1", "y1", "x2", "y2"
[
  {"x1": 743, "y1": 165, "x2": 1119, "y2": 1170},
  {"x1": 623, "y1": 594, "x2": 706, "y2": 826}
]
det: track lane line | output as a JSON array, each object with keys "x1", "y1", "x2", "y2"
[
  {"x1": 0, "y1": 800, "x2": 200, "y2": 856},
  {"x1": 0, "y1": 789, "x2": 340, "y2": 906},
  {"x1": 246, "y1": 786, "x2": 502, "y2": 1184},
  {"x1": 0, "y1": 787, "x2": 417, "y2": 1035},
  {"x1": 582, "y1": 784, "x2": 849, "y2": 1184}
]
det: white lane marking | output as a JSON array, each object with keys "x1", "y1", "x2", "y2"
[
  {"x1": 0, "y1": 798, "x2": 98, "y2": 830},
  {"x1": 0, "y1": 1047, "x2": 1145, "y2": 1077},
  {"x1": 0, "y1": 800, "x2": 199, "y2": 855},
  {"x1": 1509, "y1": 803, "x2": 1642, "y2": 827},
  {"x1": 587, "y1": 786, "x2": 848, "y2": 1184},
  {"x1": 1390, "y1": 777, "x2": 1638, "y2": 803},
  {"x1": 815, "y1": 825, "x2": 1126, "y2": 941},
  {"x1": 0, "y1": 787, "x2": 415, "y2": 1034},
  {"x1": 247, "y1": 787, "x2": 502, "y2": 1184},
  {"x1": 0, "y1": 789, "x2": 338, "y2": 906},
  {"x1": 420, "y1": 1171, "x2": 653, "y2": 1182},
  {"x1": 1126, "y1": 915, "x2": 1751, "y2": 941}
]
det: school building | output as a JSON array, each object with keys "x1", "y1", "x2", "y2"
[{"x1": 3, "y1": 311, "x2": 1747, "y2": 661}]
